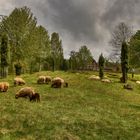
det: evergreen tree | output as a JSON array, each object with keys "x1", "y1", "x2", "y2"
[
  {"x1": 0, "y1": 33, "x2": 9, "y2": 78},
  {"x1": 98, "y1": 53, "x2": 105, "y2": 79},
  {"x1": 121, "y1": 42, "x2": 129, "y2": 83}
]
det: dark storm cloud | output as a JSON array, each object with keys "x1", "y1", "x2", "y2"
[
  {"x1": 102, "y1": 0, "x2": 140, "y2": 30},
  {"x1": 1, "y1": 0, "x2": 140, "y2": 59},
  {"x1": 46, "y1": 0, "x2": 103, "y2": 42}
]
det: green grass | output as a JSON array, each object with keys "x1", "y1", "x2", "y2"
[{"x1": 0, "y1": 71, "x2": 140, "y2": 140}]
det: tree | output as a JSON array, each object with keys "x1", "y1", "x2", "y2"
[
  {"x1": 50, "y1": 32, "x2": 64, "y2": 71},
  {"x1": 26, "y1": 25, "x2": 51, "y2": 72},
  {"x1": 129, "y1": 30, "x2": 140, "y2": 68},
  {"x1": 0, "y1": 6, "x2": 37, "y2": 73},
  {"x1": 78, "y1": 46, "x2": 93, "y2": 70},
  {"x1": 121, "y1": 42, "x2": 129, "y2": 83},
  {"x1": 69, "y1": 51, "x2": 79, "y2": 70},
  {"x1": 0, "y1": 33, "x2": 9, "y2": 78},
  {"x1": 0, "y1": 7, "x2": 51, "y2": 74},
  {"x1": 69, "y1": 46, "x2": 93, "y2": 71},
  {"x1": 61, "y1": 59, "x2": 69, "y2": 71},
  {"x1": 14, "y1": 62, "x2": 22, "y2": 76},
  {"x1": 110, "y1": 22, "x2": 132, "y2": 60},
  {"x1": 98, "y1": 53, "x2": 105, "y2": 79}
]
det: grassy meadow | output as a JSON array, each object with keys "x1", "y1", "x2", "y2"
[{"x1": 0, "y1": 71, "x2": 140, "y2": 140}]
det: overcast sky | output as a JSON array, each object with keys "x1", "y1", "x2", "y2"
[{"x1": 0, "y1": 0, "x2": 140, "y2": 60}]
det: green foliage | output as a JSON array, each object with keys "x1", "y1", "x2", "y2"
[
  {"x1": 129, "y1": 30, "x2": 140, "y2": 68},
  {"x1": 1, "y1": 7, "x2": 37, "y2": 61},
  {"x1": 69, "y1": 51, "x2": 79, "y2": 70},
  {"x1": 131, "y1": 30, "x2": 140, "y2": 40},
  {"x1": 98, "y1": 53, "x2": 105, "y2": 79},
  {"x1": 61, "y1": 59, "x2": 69, "y2": 71},
  {"x1": 121, "y1": 42, "x2": 129, "y2": 83},
  {"x1": 14, "y1": 62, "x2": 22, "y2": 76},
  {"x1": 78, "y1": 45, "x2": 93, "y2": 70},
  {"x1": 27, "y1": 25, "x2": 51, "y2": 72},
  {"x1": 69, "y1": 46, "x2": 93, "y2": 70},
  {"x1": 1, "y1": 33, "x2": 9, "y2": 67},
  {"x1": 0, "y1": 33, "x2": 9, "y2": 78},
  {"x1": 0, "y1": 7, "x2": 37, "y2": 74},
  {"x1": 0, "y1": 7, "x2": 51, "y2": 73},
  {"x1": 51, "y1": 32, "x2": 64, "y2": 71}
]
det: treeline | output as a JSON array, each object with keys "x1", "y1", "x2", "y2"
[{"x1": 0, "y1": 6, "x2": 94, "y2": 77}]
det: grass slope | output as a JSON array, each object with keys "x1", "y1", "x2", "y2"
[{"x1": 0, "y1": 71, "x2": 140, "y2": 140}]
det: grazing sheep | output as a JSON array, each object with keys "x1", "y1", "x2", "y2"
[
  {"x1": 15, "y1": 87, "x2": 40, "y2": 102},
  {"x1": 51, "y1": 77, "x2": 68, "y2": 88},
  {"x1": 0, "y1": 83, "x2": 4, "y2": 92},
  {"x1": 37, "y1": 76, "x2": 46, "y2": 84},
  {"x1": 51, "y1": 79, "x2": 62, "y2": 88},
  {"x1": 53, "y1": 77, "x2": 64, "y2": 83},
  {"x1": 101, "y1": 79, "x2": 111, "y2": 83},
  {"x1": 0, "y1": 82, "x2": 9, "y2": 92},
  {"x1": 14, "y1": 77, "x2": 25, "y2": 86},
  {"x1": 3, "y1": 82, "x2": 9, "y2": 92},
  {"x1": 30, "y1": 93, "x2": 40, "y2": 102},
  {"x1": 15, "y1": 87, "x2": 34, "y2": 99},
  {"x1": 45, "y1": 76, "x2": 52, "y2": 84},
  {"x1": 124, "y1": 84, "x2": 133, "y2": 90},
  {"x1": 89, "y1": 75, "x2": 100, "y2": 80},
  {"x1": 136, "y1": 81, "x2": 140, "y2": 84}
]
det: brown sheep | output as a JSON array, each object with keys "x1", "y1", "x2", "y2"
[
  {"x1": 37, "y1": 76, "x2": 46, "y2": 84},
  {"x1": 0, "y1": 82, "x2": 9, "y2": 92},
  {"x1": 0, "y1": 83, "x2": 4, "y2": 92},
  {"x1": 45, "y1": 76, "x2": 52, "y2": 84},
  {"x1": 51, "y1": 77, "x2": 68, "y2": 88},
  {"x1": 3, "y1": 82, "x2": 9, "y2": 92},
  {"x1": 15, "y1": 87, "x2": 40, "y2": 102},
  {"x1": 51, "y1": 79, "x2": 62, "y2": 88},
  {"x1": 14, "y1": 77, "x2": 25, "y2": 86},
  {"x1": 30, "y1": 93, "x2": 40, "y2": 102},
  {"x1": 124, "y1": 84, "x2": 133, "y2": 90}
]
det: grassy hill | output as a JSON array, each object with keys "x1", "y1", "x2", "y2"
[{"x1": 0, "y1": 71, "x2": 140, "y2": 140}]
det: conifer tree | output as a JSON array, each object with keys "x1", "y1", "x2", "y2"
[
  {"x1": 121, "y1": 42, "x2": 129, "y2": 83},
  {"x1": 98, "y1": 53, "x2": 105, "y2": 79}
]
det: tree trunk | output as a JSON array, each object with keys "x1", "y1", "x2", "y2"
[
  {"x1": 1, "y1": 66, "x2": 8, "y2": 78},
  {"x1": 122, "y1": 67, "x2": 127, "y2": 83}
]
